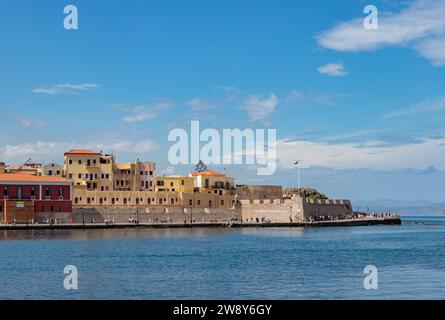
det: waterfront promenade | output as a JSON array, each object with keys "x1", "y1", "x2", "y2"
[{"x1": 0, "y1": 216, "x2": 401, "y2": 230}]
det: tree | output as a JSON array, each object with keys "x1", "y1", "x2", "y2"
[{"x1": 283, "y1": 187, "x2": 328, "y2": 200}]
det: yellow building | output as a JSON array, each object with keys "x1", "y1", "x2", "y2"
[
  {"x1": 0, "y1": 162, "x2": 5, "y2": 174},
  {"x1": 64, "y1": 149, "x2": 114, "y2": 191},
  {"x1": 5, "y1": 164, "x2": 43, "y2": 176},
  {"x1": 190, "y1": 170, "x2": 235, "y2": 195},
  {"x1": 114, "y1": 160, "x2": 156, "y2": 191},
  {"x1": 154, "y1": 176, "x2": 195, "y2": 193},
  {"x1": 64, "y1": 149, "x2": 156, "y2": 192}
]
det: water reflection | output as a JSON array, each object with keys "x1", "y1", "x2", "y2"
[{"x1": 0, "y1": 226, "x2": 309, "y2": 241}]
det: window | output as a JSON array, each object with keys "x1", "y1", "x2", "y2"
[
  {"x1": 197, "y1": 200, "x2": 201, "y2": 205},
  {"x1": 31, "y1": 187, "x2": 35, "y2": 197},
  {"x1": 75, "y1": 198, "x2": 79, "y2": 204},
  {"x1": 93, "y1": 159, "x2": 97, "y2": 165},
  {"x1": 45, "y1": 187, "x2": 50, "y2": 197},
  {"x1": 17, "y1": 187, "x2": 22, "y2": 199},
  {"x1": 205, "y1": 179, "x2": 209, "y2": 188},
  {"x1": 78, "y1": 173, "x2": 82, "y2": 179},
  {"x1": 170, "y1": 182, "x2": 174, "y2": 187},
  {"x1": 56, "y1": 171, "x2": 61, "y2": 175},
  {"x1": 85, "y1": 174, "x2": 89, "y2": 179},
  {"x1": 149, "y1": 171, "x2": 153, "y2": 176},
  {"x1": 101, "y1": 174, "x2": 104, "y2": 179},
  {"x1": 140, "y1": 171, "x2": 143, "y2": 175},
  {"x1": 69, "y1": 160, "x2": 73, "y2": 164},
  {"x1": 171, "y1": 199, "x2": 174, "y2": 205},
  {"x1": 189, "y1": 199, "x2": 193, "y2": 206},
  {"x1": 181, "y1": 180, "x2": 184, "y2": 185},
  {"x1": 59, "y1": 188, "x2": 63, "y2": 198},
  {"x1": 69, "y1": 173, "x2": 73, "y2": 179},
  {"x1": 106, "y1": 174, "x2": 109, "y2": 179},
  {"x1": 3, "y1": 187, "x2": 8, "y2": 197},
  {"x1": 48, "y1": 170, "x2": 53, "y2": 176},
  {"x1": 78, "y1": 159, "x2": 82, "y2": 165},
  {"x1": 221, "y1": 200, "x2": 224, "y2": 206},
  {"x1": 208, "y1": 200, "x2": 212, "y2": 208},
  {"x1": 50, "y1": 206, "x2": 54, "y2": 212}
]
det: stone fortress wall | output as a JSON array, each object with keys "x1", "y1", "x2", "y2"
[{"x1": 30, "y1": 186, "x2": 353, "y2": 224}]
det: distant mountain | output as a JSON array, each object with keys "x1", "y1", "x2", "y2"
[{"x1": 352, "y1": 199, "x2": 445, "y2": 216}]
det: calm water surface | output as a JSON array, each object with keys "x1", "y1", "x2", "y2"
[{"x1": 1, "y1": 216, "x2": 444, "y2": 299}]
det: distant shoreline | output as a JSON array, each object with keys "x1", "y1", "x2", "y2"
[{"x1": 0, "y1": 217, "x2": 401, "y2": 231}]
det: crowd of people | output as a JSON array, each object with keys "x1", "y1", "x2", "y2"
[{"x1": 308, "y1": 211, "x2": 399, "y2": 222}]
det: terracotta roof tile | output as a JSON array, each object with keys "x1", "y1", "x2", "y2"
[
  {"x1": 0, "y1": 173, "x2": 71, "y2": 183},
  {"x1": 64, "y1": 149, "x2": 101, "y2": 156},
  {"x1": 190, "y1": 170, "x2": 225, "y2": 176}
]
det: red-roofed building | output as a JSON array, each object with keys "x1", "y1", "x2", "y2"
[
  {"x1": 0, "y1": 173, "x2": 73, "y2": 224},
  {"x1": 189, "y1": 170, "x2": 235, "y2": 195}
]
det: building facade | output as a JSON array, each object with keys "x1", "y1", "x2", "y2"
[
  {"x1": 5, "y1": 164, "x2": 43, "y2": 176},
  {"x1": 154, "y1": 176, "x2": 195, "y2": 193},
  {"x1": 43, "y1": 163, "x2": 64, "y2": 177},
  {"x1": 0, "y1": 173, "x2": 73, "y2": 223},
  {"x1": 190, "y1": 170, "x2": 235, "y2": 195},
  {"x1": 64, "y1": 149, "x2": 156, "y2": 192},
  {"x1": 64, "y1": 149, "x2": 115, "y2": 191}
]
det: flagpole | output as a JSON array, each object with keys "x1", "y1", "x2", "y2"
[
  {"x1": 294, "y1": 160, "x2": 303, "y2": 193},
  {"x1": 297, "y1": 163, "x2": 300, "y2": 191}
]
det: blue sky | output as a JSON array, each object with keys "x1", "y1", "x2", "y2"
[{"x1": 1, "y1": 0, "x2": 445, "y2": 202}]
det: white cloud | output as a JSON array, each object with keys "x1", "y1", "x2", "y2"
[
  {"x1": 414, "y1": 36, "x2": 445, "y2": 66},
  {"x1": 276, "y1": 137, "x2": 445, "y2": 171},
  {"x1": 0, "y1": 140, "x2": 159, "y2": 164},
  {"x1": 287, "y1": 90, "x2": 304, "y2": 101},
  {"x1": 16, "y1": 117, "x2": 46, "y2": 128},
  {"x1": 92, "y1": 140, "x2": 159, "y2": 154},
  {"x1": 318, "y1": 63, "x2": 347, "y2": 76},
  {"x1": 186, "y1": 98, "x2": 220, "y2": 111},
  {"x1": 317, "y1": 0, "x2": 445, "y2": 66},
  {"x1": 119, "y1": 101, "x2": 173, "y2": 123},
  {"x1": 241, "y1": 94, "x2": 279, "y2": 122},
  {"x1": 32, "y1": 83, "x2": 99, "y2": 94},
  {"x1": 160, "y1": 166, "x2": 176, "y2": 176},
  {"x1": 384, "y1": 96, "x2": 445, "y2": 118}
]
